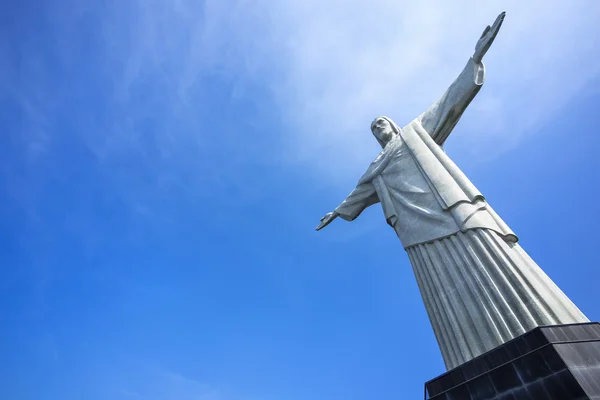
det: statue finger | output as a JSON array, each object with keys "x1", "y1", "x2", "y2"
[
  {"x1": 480, "y1": 25, "x2": 491, "y2": 39},
  {"x1": 490, "y1": 19, "x2": 504, "y2": 38},
  {"x1": 492, "y1": 13, "x2": 505, "y2": 30},
  {"x1": 496, "y1": 16, "x2": 505, "y2": 30}
]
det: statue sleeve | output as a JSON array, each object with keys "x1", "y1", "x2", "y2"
[
  {"x1": 419, "y1": 57, "x2": 485, "y2": 146},
  {"x1": 334, "y1": 182, "x2": 380, "y2": 221}
]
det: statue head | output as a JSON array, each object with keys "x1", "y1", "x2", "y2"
[{"x1": 371, "y1": 116, "x2": 401, "y2": 148}]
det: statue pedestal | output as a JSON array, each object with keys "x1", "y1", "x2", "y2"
[{"x1": 424, "y1": 323, "x2": 600, "y2": 400}]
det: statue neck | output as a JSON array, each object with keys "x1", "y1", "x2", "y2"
[{"x1": 380, "y1": 134, "x2": 400, "y2": 149}]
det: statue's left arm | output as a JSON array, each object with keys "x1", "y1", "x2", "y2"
[
  {"x1": 419, "y1": 12, "x2": 505, "y2": 146},
  {"x1": 317, "y1": 147, "x2": 396, "y2": 231},
  {"x1": 334, "y1": 182, "x2": 380, "y2": 222},
  {"x1": 316, "y1": 182, "x2": 379, "y2": 231}
]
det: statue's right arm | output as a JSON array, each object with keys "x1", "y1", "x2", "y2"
[
  {"x1": 419, "y1": 58, "x2": 485, "y2": 146},
  {"x1": 419, "y1": 12, "x2": 505, "y2": 147}
]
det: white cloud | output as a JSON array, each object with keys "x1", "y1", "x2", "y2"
[
  {"x1": 114, "y1": 365, "x2": 265, "y2": 400},
  {"x1": 112, "y1": 0, "x2": 596, "y2": 180},
  {"x1": 114, "y1": 364, "x2": 223, "y2": 400},
  {"x1": 259, "y1": 0, "x2": 600, "y2": 178},
  {"x1": 14, "y1": 0, "x2": 599, "y2": 183}
]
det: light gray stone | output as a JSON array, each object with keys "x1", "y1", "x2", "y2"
[{"x1": 316, "y1": 12, "x2": 589, "y2": 370}]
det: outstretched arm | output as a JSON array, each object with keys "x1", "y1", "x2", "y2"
[
  {"x1": 419, "y1": 12, "x2": 505, "y2": 146},
  {"x1": 316, "y1": 182, "x2": 379, "y2": 231}
]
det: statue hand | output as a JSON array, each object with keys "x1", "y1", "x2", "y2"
[
  {"x1": 316, "y1": 212, "x2": 338, "y2": 231},
  {"x1": 473, "y1": 11, "x2": 505, "y2": 63}
]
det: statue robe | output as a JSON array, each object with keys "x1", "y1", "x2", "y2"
[{"x1": 333, "y1": 57, "x2": 589, "y2": 370}]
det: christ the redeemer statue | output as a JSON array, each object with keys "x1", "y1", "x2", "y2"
[{"x1": 316, "y1": 12, "x2": 588, "y2": 370}]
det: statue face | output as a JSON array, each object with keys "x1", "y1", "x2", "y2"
[{"x1": 371, "y1": 117, "x2": 396, "y2": 144}]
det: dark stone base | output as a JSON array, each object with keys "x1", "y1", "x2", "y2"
[{"x1": 425, "y1": 322, "x2": 600, "y2": 400}]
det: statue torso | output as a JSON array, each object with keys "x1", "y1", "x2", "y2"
[{"x1": 376, "y1": 135, "x2": 462, "y2": 247}]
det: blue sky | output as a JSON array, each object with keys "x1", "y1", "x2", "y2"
[{"x1": 1, "y1": 0, "x2": 600, "y2": 399}]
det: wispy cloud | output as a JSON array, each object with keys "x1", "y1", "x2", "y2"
[
  {"x1": 114, "y1": 364, "x2": 222, "y2": 400},
  {"x1": 87, "y1": 0, "x2": 599, "y2": 180},
  {"x1": 263, "y1": 0, "x2": 600, "y2": 177},
  {"x1": 146, "y1": 368, "x2": 221, "y2": 400},
  {"x1": 6, "y1": 0, "x2": 600, "y2": 185},
  {"x1": 112, "y1": 363, "x2": 267, "y2": 400}
]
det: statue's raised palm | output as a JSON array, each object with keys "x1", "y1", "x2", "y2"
[{"x1": 473, "y1": 11, "x2": 505, "y2": 63}]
